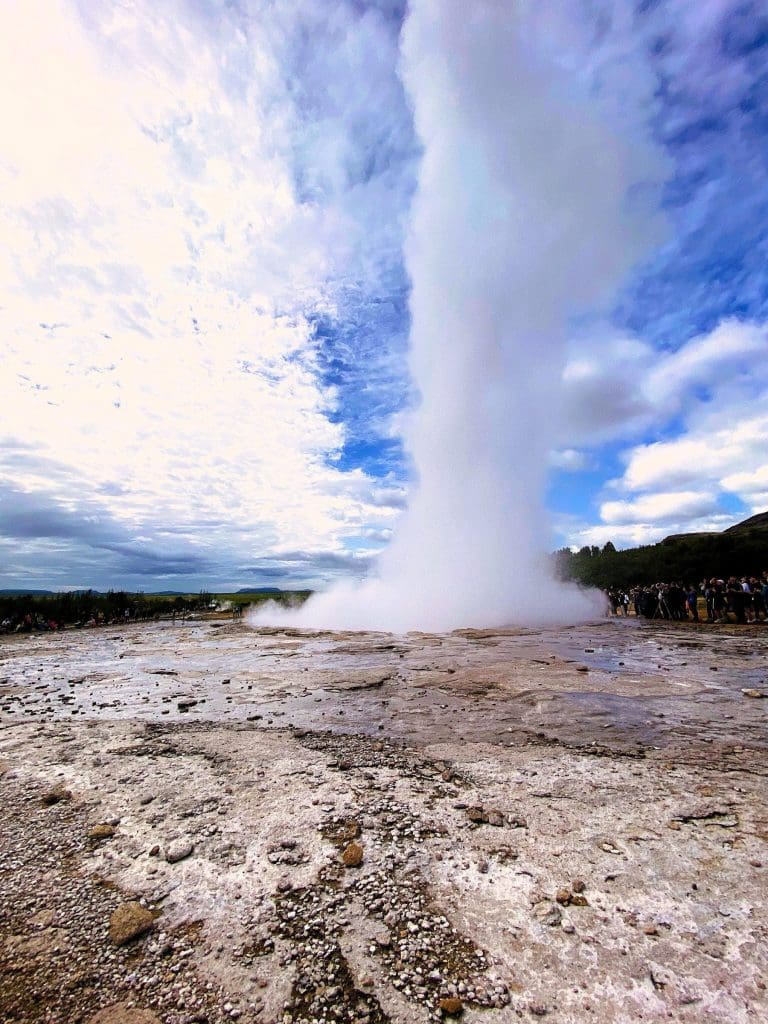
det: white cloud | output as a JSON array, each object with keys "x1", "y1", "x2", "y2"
[
  {"x1": 600, "y1": 490, "x2": 719, "y2": 525},
  {"x1": 0, "y1": 0, "x2": 412, "y2": 588},
  {"x1": 644, "y1": 320, "x2": 767, "y2": 406},
  {"x1": 556, "y1": 317, "x2": 768, "y2": 548},
  {"x1": 549, "y1": 448, "x2": 592, "y2": 472},
  {"x1": 559, "y1": 319, "x2": 768, "y2": 447},
  {"x1": 573, "y1": 513, "x2": 735, "y2": 550},
  {"x1": 622, "y1": 410, "x2": 768, "y2": 496}
]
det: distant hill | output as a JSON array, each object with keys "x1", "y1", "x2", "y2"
[
  {"x1": 557, "y1": 510, "x2": 768, "y2": 588},
  {"x1": 0, "y1": 588, "x2": 54, "y2": 596},
  {"x1": 724, "y1": 511, "x2": 768, "y2": 533},
  {"x1": 236, "y1": 587, "x2": 284, "y2": 594}
]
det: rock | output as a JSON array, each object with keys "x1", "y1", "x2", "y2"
[
  {"x1": 342, "y1": 841, "x2": 364, "y2": 867},
  {"x1": 742, "y1": 688, "x2": 766, "y2": 699},
  {"x1": 88, "y1": 823, "x2": 116, "y2": 840},
  {"x1": 41, "y1": 784, "x2": 72, "y2": 806},
  {"x1": 532, "y1": 901, "x2": 562, "y2": 927},
  {"x1": 166, "y1": 838, "x2": 194, "y2": 863},
  {"x1": 87, "y1": 1004, "x2": 162, "y2": 1024},
  {"x1": 555, "y1": 889, "x2": 571, "y2": 905},
  {"x1": 466, "y1": 807, "x2": 487, "y2": 824},
  {"x1": 109, "y1": 902, "x2": 155, "y2": 946},
  {"x1": 485, "y1": 809, "x2": 506, "y2": 827},
  {"x1": 268, "y1": 847, "x2": 306, "y2": 865},
  {"x1": 439, "y1": 996, "x2": 464, "y2": 1016},
  {"x1": 570, "y1": 894, "x2": 589, "y2": 907},
  {"x1": 572, "y1": 879, "x2": 586, "y2": 894},
  {"x1": 148, "y1": 844, "x2": 160, "y2": 857}
]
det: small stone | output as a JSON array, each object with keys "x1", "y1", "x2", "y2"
[
  {"x1": 89, "y1": 823, "x2": 116, "y2": 840},
  {"x1": 570, "y1": 894, "x2": 589, "y2": 907},
  {"x1": 41, "y1": 784, "x2": 72, "y2": 806},
  {"x1": 642, "y1": 924, "x2": 658, "y2": 936},
  {"x1": 555, "y1": 889, "x2": 571, "y2": 905},
  {"x1": 532, "y1": 905, "x2": 561, "y2": 929},
  {"x1": 438, "y1": 997, "x2": 464, "y2": 1016},
  {"x1": 529, "y1": 1003, "x2": 549, "y2": 1016},
  {"x1": 148, "y1": 844, "x2": 160, "y2": 857},
  {"x1": 742, "y1": 688, "x2": 766, "y2": 699},
  {"x1": 342, "y1": 841, "x2": 364, "y2": 867},
  {"x1": 571, "y1": 879, "x2": 586, "y2": 894},
  {"x1": 109, "y1": 902, "x2": 155, "y2": 946},
  {"x1": 532, "y1": 901, "x2": 562, "y2": 927},
  {"x1": 166, "y1": 839, "x2": 194, "y2": 863}
]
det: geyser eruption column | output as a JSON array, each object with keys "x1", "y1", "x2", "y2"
[{"x1": 262, "y1": 2, "x2": 660, "y2": 631}]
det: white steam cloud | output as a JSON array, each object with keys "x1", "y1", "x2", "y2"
[{"x1": 254, "y1": 0, "x2": 665, "y2": 631}]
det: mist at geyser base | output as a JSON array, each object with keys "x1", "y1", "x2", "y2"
[{"x1": 254, "y1": 1, "x2": 664, "y2": 633}]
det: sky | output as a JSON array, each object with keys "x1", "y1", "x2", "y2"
[{"x1": 1, "y1": 0, "x2": 767, "y2": 594}]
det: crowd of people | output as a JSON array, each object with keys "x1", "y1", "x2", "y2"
[
  {"x1": 607, "y1": 574, "x2": 768, "y2": 623},
  {"x1": 0, "y1": 608, "x2": 133, "y2": 634}
]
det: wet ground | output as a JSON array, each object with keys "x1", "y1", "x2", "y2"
[{"x1": 1, "y1": 617, "x2": 766, "y2": 754}]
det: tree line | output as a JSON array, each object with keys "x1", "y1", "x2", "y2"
[
  {"x1": 1, "y1": 590, "x2": 214, "y2": 630},
  {"x1": 554, "y1": 525, "x2": 768, "y2": 590}
]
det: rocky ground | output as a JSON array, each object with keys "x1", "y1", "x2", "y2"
[{"x1": 0, "y1": 619, "x2": 767, "y2": 1024}]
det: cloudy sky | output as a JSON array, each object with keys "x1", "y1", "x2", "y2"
[{"x1": 1, "y1": 0, "x2": 767, "y2": 592}]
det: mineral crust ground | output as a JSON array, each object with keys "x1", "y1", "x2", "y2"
[{"x1": 1, "y1": 617, "x2": 766, "y2": 1023}]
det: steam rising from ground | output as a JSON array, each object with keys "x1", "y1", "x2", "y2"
[{"x1": 254, "y1": 1, "x2": 663, "y2": 632}]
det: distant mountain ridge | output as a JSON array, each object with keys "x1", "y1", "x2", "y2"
[
  {"x1": 724, "y1": 511, "x2": 768, "y2": 533},
  {"x1": 0, "y1": 589, "x2": 55, "y2": 596}
]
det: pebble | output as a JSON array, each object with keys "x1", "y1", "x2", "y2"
[
  {"x1": 532, "y1": 901, "x2": 562, "y2": 927},
  {"x1": 341, "y1": 842, "x2": 364, "y2": 868},
  {"x1": 439, "y1": 996, "x2": 464, "y2": 1016},
  {"x1": 88, "y1": 823, "x2": 116, "y2": 840},
  {"x1": 41, "y1": 784, "x2": 72, "y2": 806},
  {"x1": 109, "y1": 902, "x2": 156, "y2": 946},
  {"x1": 166, "y1": 839, "x2": 194, "y2": 864}
]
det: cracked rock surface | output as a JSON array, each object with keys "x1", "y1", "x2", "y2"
[{"x1": 1, "y1": 618, "x2": 767, "y2": 1023}]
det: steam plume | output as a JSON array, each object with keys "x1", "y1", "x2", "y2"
[{"x1": 255, "y1": 1, "x2": 663, "y2": 631}]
